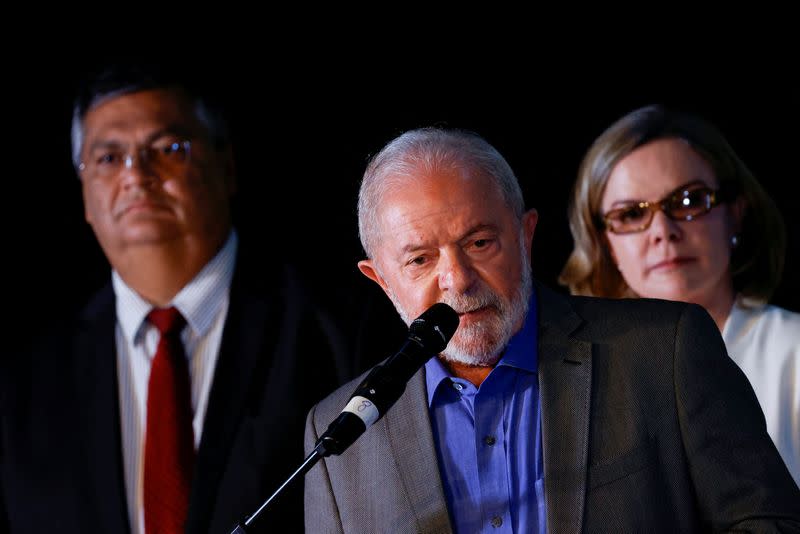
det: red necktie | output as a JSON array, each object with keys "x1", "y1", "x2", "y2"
[{"x1": 144, "y1": 307, "x2": 195, "y2": 534}]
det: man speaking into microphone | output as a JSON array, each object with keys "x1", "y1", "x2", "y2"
[{"x1": 304, "y1": 128, "x2": 800, "y2": 533}]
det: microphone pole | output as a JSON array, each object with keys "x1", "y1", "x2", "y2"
[
  {"x1": 230, "y1": 445, "x2": 325, "y2": 533},
  {"x1": 230, "y1": 302, "x2": 458, "y2": 533}
]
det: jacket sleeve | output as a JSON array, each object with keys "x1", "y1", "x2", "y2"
[
  {"x1": 1, "y1": 354, "x2": 10, "y2": 534},
  {"x1": 673, "y1": 303, "x2": 800, "y2": 531},
  {"x1": 304, "y1": 403, "x2": 345, "y2": 534}
]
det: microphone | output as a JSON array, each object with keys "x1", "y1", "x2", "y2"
[
  {"x1": 229, "y1": 302, "x2": 458, "y2": 533},
  {"x1": 315, "y1": 302, "x2": 459, "y2": 456}
]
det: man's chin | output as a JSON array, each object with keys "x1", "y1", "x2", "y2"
[
  {"x1": 441, "y1": 340, "x2": 503, "y2": 368},
  {"x1": 120, "y1": 226, "x2": 183, "y2": 246}
]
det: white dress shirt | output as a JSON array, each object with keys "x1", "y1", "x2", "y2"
[
  {"x1": 113, "y1": 231, "x2": 238, "y2": 534},
  {"x1": 722, "y1": 298, "x2": 800, "y2": 487}
]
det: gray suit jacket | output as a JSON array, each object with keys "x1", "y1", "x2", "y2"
[{"x1": 304, "y1": 284, "x2": 800, "y2": 533}]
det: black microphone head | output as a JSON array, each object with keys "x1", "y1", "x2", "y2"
[{"x1": 408, "y1": 303, "x2": 459, "y2": 353}]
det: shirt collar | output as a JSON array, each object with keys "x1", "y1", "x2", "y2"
[
  {"x1": 425, "y1": 356, "x2": 454, "y2": 406},
  {"x1": 113, "y1": 230, "x2": 238, "y2": 344},
  {"x1": 425, "y1": 288, "x2": 538, "y2": 406},
  {"x1": 500, "y1": 287, "x2": 538, "y2": 374}
]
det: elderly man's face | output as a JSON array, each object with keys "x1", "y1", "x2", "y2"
[
  {"x1": 79, "y1": 89, "x2": 235, "y2": 268},
  {"x1": 358, "y1": 167, "x2": 538, "y2": 366}
]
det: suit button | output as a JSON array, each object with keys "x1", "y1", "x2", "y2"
[
  {"x1": 484, "y1": 435, "x2": 496, "y2": 446},
  {"x1": 491, "y1": 516, "x2": 503, "y2": 528}
]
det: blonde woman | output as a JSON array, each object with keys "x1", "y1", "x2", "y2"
[{"x1": 561, "y1": 104, "x2": 799, "y2": 485}]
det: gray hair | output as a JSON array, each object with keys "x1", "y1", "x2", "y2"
[
  {"x1": 357, "y1": 127, "x2": 525, "y2": 258},
  {"x1": 70, "y1": 64, "x2": 230, "y2": 171}
]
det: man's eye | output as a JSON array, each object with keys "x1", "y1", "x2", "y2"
[
  {"x1": 474, "y1": 239, "x2": 489, "y2": 248},
  {"x1": 96, "y1": 153, "x2": 121, "y2": 166},
  {"x1": 149, "y1": 137, "x2": 190, "y2": 161},
  {"x1": 162, "y1": 142, "x2": 184, "y2": 155},
  {"x1": 409, "y1": 256, "x2": 426, "y2": 266}
]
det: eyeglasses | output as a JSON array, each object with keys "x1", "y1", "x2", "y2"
[
  {"x1": 601, "y1": 181, "x2": 734, "y2": 234},
  {"x1": 79, "y1": 138, "x2": 192, "y2": 180}
]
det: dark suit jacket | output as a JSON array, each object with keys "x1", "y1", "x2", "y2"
[
  {"x1": 305, "y1": 283, "x2": 800, "y2": 533},
  {"x1": 0, "y1": 247, "x2": 351, "y2": 534}
]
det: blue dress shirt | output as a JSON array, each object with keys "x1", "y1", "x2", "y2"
[{"x1": 425, "y1": 292, "x2": 545, "y2": 534}]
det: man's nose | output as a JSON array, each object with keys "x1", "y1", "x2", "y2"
[
  {"x1": 438, "y1": 249, "x2": 476, "y2": 294},
  {"x1": 119, "y1": 151, "x2": 157, "y2": 188}
]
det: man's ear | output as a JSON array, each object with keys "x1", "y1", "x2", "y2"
[
  {"x1": 358, "y1": 259, "x2": 390, "y2": 294},
  {"x1": 81, "y1": 182, "x2": 94, "y2": 225},
  {"x1": 522, "y1": 208, "x2": 539, "y2": 259},
  {"x1": 217, "y1": 145, "x2": 237, "y2": 196}
]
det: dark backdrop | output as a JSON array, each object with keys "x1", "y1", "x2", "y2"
[{"x1": 6, "y1": 51, "x2": 797, "y2": 373}]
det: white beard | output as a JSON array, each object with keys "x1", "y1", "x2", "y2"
[{"x1": 386, "y1": 233, "x2": 532, "y2": 367}]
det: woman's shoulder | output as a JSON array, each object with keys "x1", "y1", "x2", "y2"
[
  {"x1": 726, "y1": 299, "x2": 800, "y2": 350},
  {"x1": 745, "y1": 301, "x2": 800, "y2": 327}
]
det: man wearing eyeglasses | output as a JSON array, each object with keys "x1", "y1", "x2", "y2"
[{"x1": 0, "y1": 63, "x2": 349, "y2": 534}]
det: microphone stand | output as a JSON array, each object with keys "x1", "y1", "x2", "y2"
[
  {"x1": 230, "y1": 442, "x2": 327, "y2": 533},
  {"x1": 231, "y1": 303, "x2": 458, "y2": 533}
]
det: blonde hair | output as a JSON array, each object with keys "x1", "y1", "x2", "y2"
[{"x1": 559, "y1": 104, "x2": 785, "y2": 302}]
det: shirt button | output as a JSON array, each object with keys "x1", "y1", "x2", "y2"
[
  {"x1": 484, "y1": 435, "x2": 496, "y2": 446},
  {"x1": 491, "y1": 515, "x2": 503, "y2": 528},
  {"x1": 452, "y1": 382, "x2": 464, "y2": 391}
]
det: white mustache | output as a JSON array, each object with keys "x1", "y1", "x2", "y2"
[{"x1": 439, "y1": 286, "x2": 503, "y2": 315}]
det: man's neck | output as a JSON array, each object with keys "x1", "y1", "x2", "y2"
[
  {"x1": 443, "y1": 359, "x2": 494, "y2": 388},
  {"x1": 113, "y1": 235, "x2": 226, "y2": 307}
]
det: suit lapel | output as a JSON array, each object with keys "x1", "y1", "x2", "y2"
[
  {"x1": 536, "y1": 285, "x2": 592, "y2": 534},
  {"x1": 76, "y1": 287, "x2": 131, "y2": 534},
  {"x1": 384, "y1": 370, "x2": 453, "y2": 533},
  {"x1": 185, "y1": 281, "x2": 270, "y2": 533}
]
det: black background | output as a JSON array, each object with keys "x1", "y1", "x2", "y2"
[{"x1": 6, "y1": 44, "x2": 798, "y2": 361}]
